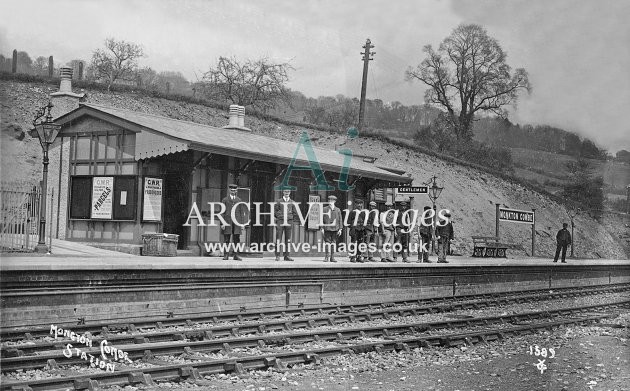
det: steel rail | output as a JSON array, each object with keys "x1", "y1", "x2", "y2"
[
  {"x1": 3, "y1": 282, "x2": 628, "y2": 343},
  {"x1": 2, "y1": 300, "x2": 628, "y2": 373},
  {"x1": 0, "y1": 311, "x2": 619, "y2": 391},
  {"x1": 3, "y1": 284, "x2": 629, "y2": 357}
]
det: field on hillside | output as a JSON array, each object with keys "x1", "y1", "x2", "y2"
[{"x1": 510, "y1": 147, "x2": 630, "y2": 194}]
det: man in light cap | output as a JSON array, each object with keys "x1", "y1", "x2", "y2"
[
  {"x1": 321, "y1": 195, "x2": 342, "y2": 262},
  {"x1": 364, "y1": 200, "x2": 381, "y2": 262},
  {"x1": 220, "y1": 184, "x2": 248, "y2": 261}
]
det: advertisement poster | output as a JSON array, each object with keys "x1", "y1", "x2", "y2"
[
  {"x1": 143, "y1": 177, "x2": 163, "y2": 221},
  {"x1": 91, "y1": 176, "x2": 113, "y2": 219},
  {"x1": 307, "y1": 195, "x2": 320, "y2": 230}
]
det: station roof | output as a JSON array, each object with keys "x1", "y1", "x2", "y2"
[{"x1": 55, "y1": 104, "x2": 412, "y2": 184}]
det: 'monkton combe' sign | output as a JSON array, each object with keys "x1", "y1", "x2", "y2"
[
  {"x1": 397, "y1": 186, "x2": 428, "y2": 194},
  {"x1": 499, "y1": 207, "x2": 535, "y2": 224}
]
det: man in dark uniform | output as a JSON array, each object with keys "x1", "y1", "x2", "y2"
[
  {"x1": 348, "y1": 199, "x2": 367, "y2": 262},
  {"x1": 436, "y1": 211, "x2": 453, "y2": 263},
  {"x1": 553, "y1": 223, "x2": 572, "y2": 263},
  {"x1": 321, "y1": 195, "x2": 342, "y2": 263},
  {"x1": 273, "y1": 189, "x2": 296, "y2": 262},
  {"x1": 380, "y1": 201, "x2": 396, "y2": 262},
  {"x1": 365, "y1": 201, "x2": 381, "y2": 262},
  {"x1": 220, "y1": 184, "x2": 248, "y2": 261},
  {"x1": 396, "y1": 201, "x2": 411, "y2": 263},
  {"x1": 417, "y1": 206, "x2": 433, "y2": 263}
]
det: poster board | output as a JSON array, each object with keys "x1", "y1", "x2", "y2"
[
  {"x1": 143, "y1": 177, "x2": 163, "y2": 222},
  {"x1": 91, "y1": 176, "x2": 113, "y2": 219},
  {"x1": 307, "y1": 195, "x2": 321, "y2": 230}
]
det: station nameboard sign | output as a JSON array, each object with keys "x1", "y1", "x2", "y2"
[
  {"x1": 397, "y1": 186, "x2": 428, "y2": 194},
  {"x1": 499, "y1": 207, "x2": 535, "y2": 224}
]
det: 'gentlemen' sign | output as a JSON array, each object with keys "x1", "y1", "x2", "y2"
[
  {"x1": 91, "y1": 177, "x2": 113, "y2": 219},
  {"x1": 499, "y1": 208, "x2": 535, "y2": 224},
  {"x1": 397, "y1": 186, "x2": 428, "y2": 194},
  {"x1": 143, "y1": 177, "x2": 163, "y2": 221}
]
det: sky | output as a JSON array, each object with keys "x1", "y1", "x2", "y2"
[{"x1": 1, "y1": 0, "x2": 629, "y2": 152}]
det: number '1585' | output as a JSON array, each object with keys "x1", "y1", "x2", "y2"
[{"x1": 529, "y1": 345, "x2": 555, "y2": 358}]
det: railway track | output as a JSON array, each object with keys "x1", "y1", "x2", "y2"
[
  {"x1": 2, "y1": 299, "x2": 628, "y2": 372},
  {"x1": 3, "y1": 282, "x2": 629, "y2": 342},
  {"x1": 1, "y1": 299, "x2": 627, "y2": 391},
  {"x1": 3, "y1": 283, "x2": 630, "y2": 360}
]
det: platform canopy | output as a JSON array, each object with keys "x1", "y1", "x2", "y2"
[{"x1": 54, "y1": 103, "x2": 412, "y2": 184}]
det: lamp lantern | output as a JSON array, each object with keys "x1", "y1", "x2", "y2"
[{"x1": 32, "y1": 101, "x2": 61, "y2": 253}]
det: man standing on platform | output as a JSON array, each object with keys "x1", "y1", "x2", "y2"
[
  {"x1": 417, "y1": 206, "x2": 433, "y2": 263},
  {"x1": 221, "y1": 184, "x2": 248, "y2": 261},
  {"x1": 365, "y1": 201, "x2": 381, "y2": 262},
  {"x1": 553, "y1": 223, "x2": 572, "y2": 263},
  {"x1": 321, "y1": 195, "x2": 342, "y2": 263},
  {"x1": 380, "y1": 201, "x2": 396, "y2": 262},
  {"x1": 274, "y1": 189, "x2": 296, "y2": 262},
  {"x1": 396, "y1": 201, "x2": 411, "y2": 263},
  {"x1": 349, "y1": 199, "x2": 367, "y2": 262},
  {"x1": 436, "y1": 211, "x2": 453, "y2": 263}
]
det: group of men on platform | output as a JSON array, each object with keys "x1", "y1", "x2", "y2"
[
  {"x1": 330, "y1": 196, "x2": 453, "y2": 264},
  {"x1": 220, "y1": 185, "x2": 454, "y2": 263}
]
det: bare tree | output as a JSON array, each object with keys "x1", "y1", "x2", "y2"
[
  {"x1": 406, "y1": 24, "x2": 530, "y2": 140},
  {"x1": 90, "y1": 38, "x2": 144, "y2": 91},
  {"x1": 201, "y1": 56, "x2": 293, "y2": 110},
  {"x1": 136, "y1": 66, "x2": 159, "y2": 88}
]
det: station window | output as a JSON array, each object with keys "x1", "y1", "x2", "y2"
[
  {"x1": 69, "y1": 176, "x2": 137, "y2": 221},
  {"x1": 69, "y1": 131, "x2": 136, "y2": 176},
  {"x1": 68, "y1": 131, "x2": 138, "y2": 221}
]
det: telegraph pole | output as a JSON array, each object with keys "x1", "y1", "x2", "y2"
[{"x1": 357, "y1": 39, "x2": 375, "y2": 131}]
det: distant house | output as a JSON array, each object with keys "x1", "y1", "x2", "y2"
[{"x1": 616, "y1": 150, "x2": 630, "y2": 163}]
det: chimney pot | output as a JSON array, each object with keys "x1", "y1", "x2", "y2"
[
  {"x1": 237, "y1": 105, "x2": 245, "y2": 128},
  {"x1": 49, "y1": 66, "x2": 85, "y2": 118},
  {"x1": 228, "y1": 104, "x2": 240, "y2": 128},
  {"x1": 223, "y1": 104, "x2": 250, "y2": 131},
  {"x1": 59, "y1": 67, "x2": 73, "y2": 93}
]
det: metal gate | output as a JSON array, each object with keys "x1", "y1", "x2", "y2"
[{"x1": 0, "y1": 186, "x2": 42, "y2": 252}]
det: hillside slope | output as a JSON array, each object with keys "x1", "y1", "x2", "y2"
[
  {"x1": 1, "y1": 80, "x2": 628, "y2": 259},
  {"x1": 510, "y1": 147, "x2": 630, "y2": 197}
]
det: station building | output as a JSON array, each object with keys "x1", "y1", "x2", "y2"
[{"x1": 45, "y1": 69, "x2": 412, "y2": 255}]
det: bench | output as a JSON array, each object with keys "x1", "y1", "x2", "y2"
[{"x1": 472, "y1": 236, "x2": 510, "y2": 258}]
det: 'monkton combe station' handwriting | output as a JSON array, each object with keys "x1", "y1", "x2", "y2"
[{"x1": 50, "y1": 324, "x2": 132, "y2": 372}]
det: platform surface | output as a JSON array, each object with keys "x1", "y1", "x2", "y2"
[{"x1": 1, "y1": 239, "x2": 628, "y2": 271}]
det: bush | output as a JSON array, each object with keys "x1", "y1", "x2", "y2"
[{"x1": 411, "y1": 123, "x2": 513, "y2": 173}]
